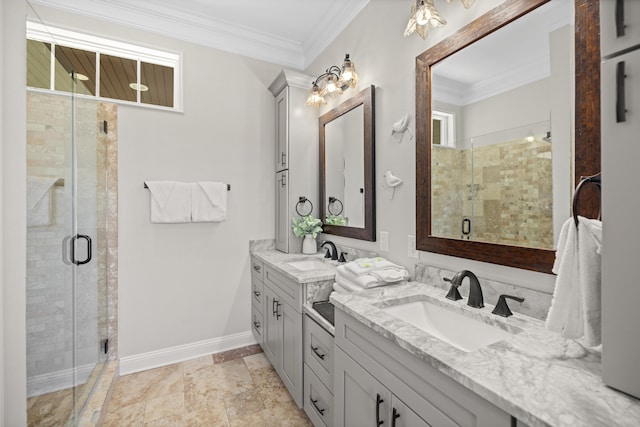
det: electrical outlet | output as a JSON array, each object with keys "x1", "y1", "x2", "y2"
[
  {"x1": 380, "y1": 231, "x2": 390, "y2": 252},
  {"x1": 408, "y1": 235, "x2": 418, "y2": 259}
]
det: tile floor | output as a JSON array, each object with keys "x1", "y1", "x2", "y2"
[{"x1": 102, "y1": 345, "x2": 312, "y2": 426}]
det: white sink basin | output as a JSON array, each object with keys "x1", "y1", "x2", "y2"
[
  {"x1": 286, "y1": 259, "x2": 331, "y2": 272},
  {"x1": 381, "y1": 300, "x2": 516, "y2": 352}
]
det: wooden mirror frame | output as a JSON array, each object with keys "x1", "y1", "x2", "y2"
[
  {"x1": 416, "y1": 0, "x2": 600, "y2": 273},
  {"x1": 320, "y1": 85, "x2": 376, "y2": 241}
]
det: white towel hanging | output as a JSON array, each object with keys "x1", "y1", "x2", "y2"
[
  {"x1": 146, "y1": 181, "x2": 192, "y2": 223},
  {"x1": 191, "y1": 182, "x2": 227, "y2": 222}
]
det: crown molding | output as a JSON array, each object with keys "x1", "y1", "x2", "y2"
[{"x1": 29, "y1": 0, "x2": 370, "y2": 70}]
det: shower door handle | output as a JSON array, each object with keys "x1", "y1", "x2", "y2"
[{"x1": 70, "y1": 234, "x2": 92, "y2": 265}]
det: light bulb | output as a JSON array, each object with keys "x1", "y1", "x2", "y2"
[{"x1": 415, "y1": 1, "x2": 431, "y2": 25}]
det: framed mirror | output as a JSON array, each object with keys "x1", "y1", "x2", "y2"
[
  {"x1": 416, "y1": 0, "x2": 600, "y2": 273},
  {"x1": 320, "y1": 85, "x2": 376, "y2": 241}
]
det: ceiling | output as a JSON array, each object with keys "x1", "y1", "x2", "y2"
[{"x1": 28, "y1": 0, "x2": 370, "y2": 70}]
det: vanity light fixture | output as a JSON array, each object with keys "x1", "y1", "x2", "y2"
[
  {"x1": 305, "y1": 54, "x2": 359, "y2": 108},
  {"x1": 404, "y1": 0, "x2": 446, "y2": 40}
]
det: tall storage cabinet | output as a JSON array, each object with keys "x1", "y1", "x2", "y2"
[
  {"x1": 269, "y1": 71, "x2": 318, "y2": 253},
  {"x1": 600, "y1": 0, "x2": 640, "y2": 400}
]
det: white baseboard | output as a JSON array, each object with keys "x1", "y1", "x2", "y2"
[
  {"x1": 118, "y1": 329, "x2": 257, "y2": 376},
  {"x1": 27, "y1": 363, "x2": 95, "y2": 397}
]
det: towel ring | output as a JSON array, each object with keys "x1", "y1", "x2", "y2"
[
  {"x1": 295, "y1": 197, "x2": 313, "y2": 216},
  {"x1": 572, "y1": 172, "x2": 601, "y2": 227},
  {"x1": 328, "y1": 197, "x2": 344, "y2": 216}
]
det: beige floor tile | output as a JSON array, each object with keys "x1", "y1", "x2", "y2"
[
  {"x1": 27, "y1": 388, "x2": 74, "y2": 427},
  {"x1": 243, "y1": 352, "x2": 272, "y2": 371},
  {"x1": 212, "y1": 344, "x2": 262, "y2": 364},
  {"x1": 103, "y1": 401, "x2": 145, "y2": 427},
  {"x1": 181, "y1": 355, "x2": 214, "y2": 375},
  {"x1": 183, "y1": 398, "x2": 230, "y2": 426},
  {"x1": 143, "y1": 414, "x2": 184, "y2": 427},
  {"x1": 224, "y1": 389, "x2": 265, "y2": 419},
  {"x1": 259, "y1": 401, "x2": 313, "y2": 427},
  {"x1": 109, "y1": 364, "x2": 184, "y2": 409},
  {"x1": 144, "y1": 391, "x2": 185, "y2": 423},
  {"x1": 229, "y1": 410, "x2": 267, "y2": 427}
]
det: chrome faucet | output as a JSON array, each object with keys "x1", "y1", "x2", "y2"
[
  {"x1": 444, "y1": 270, "x2": 484, "y2": 308},
  {"x1": 321, "y1": 241, "x2": 338, "y2": 261}
]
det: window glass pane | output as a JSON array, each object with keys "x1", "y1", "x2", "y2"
[
  {"x1": 432, "y1": 118, "x2": 442, "y2": 145},
  {"x1": 140, "y1": 62, "x2": 174, "y2": 107},
  {"x1": 100, "y1": 54, "x2": 137, "y2": 102},
  {"x1": 54, "y1": 45, "x2": 96, "y2": 95},
  {"x1": 27, "y1": 40, "x2": 51, "y2": 89}
]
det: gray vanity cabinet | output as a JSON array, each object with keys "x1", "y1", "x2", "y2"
[
  {"x1": 334, "y1": 309, "x2": 512, "y2": 427},
  {"x1": 303, "y1": 315, "x2": 334, "y2": 427},
  {"x1": 261, "y1": 265, "x2": 304, "y2": 407}
]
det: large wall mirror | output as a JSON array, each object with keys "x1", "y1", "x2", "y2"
[
  {"x1": 320, "y1": 85, "x2": 376, "y2": 241},
  {"x1": 416, "y1": 0, "x2": 600, "y2": 273}
]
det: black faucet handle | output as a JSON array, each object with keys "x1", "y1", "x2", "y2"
[
  {"x1": 492, "y1": 294, "x2": 525, "y2": 317},
  {"x1": 338, "y1": 252, "x2": 348, "y2": 263},
  {"x1": 444, "y1": 277, "x2": 463, "y2": 301},
  {"x1": 324, "y1": 248, "x2": 332, "y2": 258}
]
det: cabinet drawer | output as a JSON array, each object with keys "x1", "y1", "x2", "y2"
[
  {"x1": 304, "y1": 314, "x2": 334, "y2": 391},
  {"x1": 251, "y1": 304, "x2": 264, "y2": 342},
  {"x1": 252, "y1": 278, "x2": 264, "y2": 310},
  {"x1": 304, "y1": 363, "x2": 333, "y2": 427},
  {"x1": 251, "y1": 256, "x2": 264, "y2": 282},
  {"x1": 264, "y1": 265, "x2": 302, "y2": 311},
  {"x1": 600, "y1": 0, "x2": 640, "y2": 57}
]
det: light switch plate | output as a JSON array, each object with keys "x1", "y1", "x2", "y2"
[
  {"x1": 408, "y1": 235, "x2": 418, "y2": 258},
  {"x1": 380, "y1": 231, "x2": 389, "y2": 252}
]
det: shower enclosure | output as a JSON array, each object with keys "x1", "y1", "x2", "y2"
[{"x1": 26, "y1": 79, "x2": 116, "y2": 424}]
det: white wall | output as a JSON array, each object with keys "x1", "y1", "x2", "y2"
[
  {"x1": 29, "y1": 6, "x2": 282, "y2": 368},
  {"x1": 308, "y1": 0, "x2": 557, "y2": 293},
  {"x1": 2, "y1": 0, "x2": 28, "y2": 424}
]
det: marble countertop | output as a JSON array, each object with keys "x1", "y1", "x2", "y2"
[
  {"x1": 331, "y1": 282, "x2": 640, "y2": 427},
  {"x1": 250, "y1": 248, "x2": 338, "y2": 284}
]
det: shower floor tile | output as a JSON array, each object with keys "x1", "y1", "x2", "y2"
[{"x1": 103, "y1": 346, "x2": 311, "y2": 426}]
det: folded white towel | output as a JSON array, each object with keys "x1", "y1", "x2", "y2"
[
  {"x1": 345, "y1": 257, "x2": 403, "y2": 276},
  {"x1": 146, "y1": 181, "x2": 192, "y2": 223},
  {"x1": 192, "y1": 182, "x2": 227, "y2": 222},
  {"x1": 337, "y1": 265, "x2": 379, "y2": 288},
  {"x1": 27, "y1": 176, "x2": 57, "y2": 227},
  {"x1": 333, "y1": 282, "x2": 350, "y2": 294},
  {"x1": 545, "y1": 216, "x2": 602, "y2": 346},
  {"x1": 369, "y1": 267, "x2": 409, "y2": 283},
  {"x1": 335, "y1": 274, "x2": 366, "y2": 292}
]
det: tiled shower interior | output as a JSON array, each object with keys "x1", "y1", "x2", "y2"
[
  {"x1": 431, "y1": 121, "x2": 553, "y2": 249},
  {"x1": 26, "y1": 91, "x2": 118, "y2": 425}
]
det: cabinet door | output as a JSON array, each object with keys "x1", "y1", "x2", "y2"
[
  {"x1": 601, "y1": 50, "x2": 640, "y2": 399},
  {"x1": 334, "y1": 347, "x2": 391, "y2": 427},
  {"x1": 262, "y1": 285, "x2": 280, "y2": 366},
  {"x1": 391, "y1": 395, "x2": 430, "y2": 427},
  {"x1": 600, "y1": 0, "x2": 640, "y2": 57},
  {"x1": 275, "y1": 86, "x2": 289, "y2": 171},
  {"x1": 275, "y1": 171, "x2": 289, "y2": 253},
  {"x1": 279, "y1": 299, "x2": 303, "y2": 406}
]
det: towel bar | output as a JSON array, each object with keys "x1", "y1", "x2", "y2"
[{"x1": 143, "y1": 182, "x2": 230, "y2": 191}]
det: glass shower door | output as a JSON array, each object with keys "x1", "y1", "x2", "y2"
[{"x1": 26, "y1": 79, "x2": 108, "y2": 426}]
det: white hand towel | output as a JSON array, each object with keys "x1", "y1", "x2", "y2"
[
  {"x1": 333, "y1": 282, "x2": 350, "y2": 294},
  {"x1": 345, "y1": 257, "x2": 403, "y2": 276},
  {"x1": 192, "y1": 182, "x2": 227, "y2": 222},
  {"x1": 337, "y1": 265, "x2": 380, "y2": 288},
  {"x1": 335, "y1": 274, "x2": 366, "y2": 293},
  {"x1": 27, "y1": 176, "x2": 57, "y2": 227},
  {"x1": 369, "y1": 267, "x2": 409, "y2": 283},
  {"x1": 146, "y1": 181, "x2": 191, "y2": 223},
  {"x1": 545, "y1": 216, "x2": 602, "y2": 346}
]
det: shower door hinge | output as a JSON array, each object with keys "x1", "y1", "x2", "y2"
[
  {"x1": 101, "y1": 338, "x2": 109, "y2": 355},
  {"x1": 102, "y1": 120, "x2": 108, "y2": 134}
]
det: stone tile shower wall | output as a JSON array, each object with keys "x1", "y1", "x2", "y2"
[
  {"x1": 26, "y1": 91, "x2": 118, "y2": 396},
  {"x1": 432, "y1": 138, "x2": 553, "y2": 249}
]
